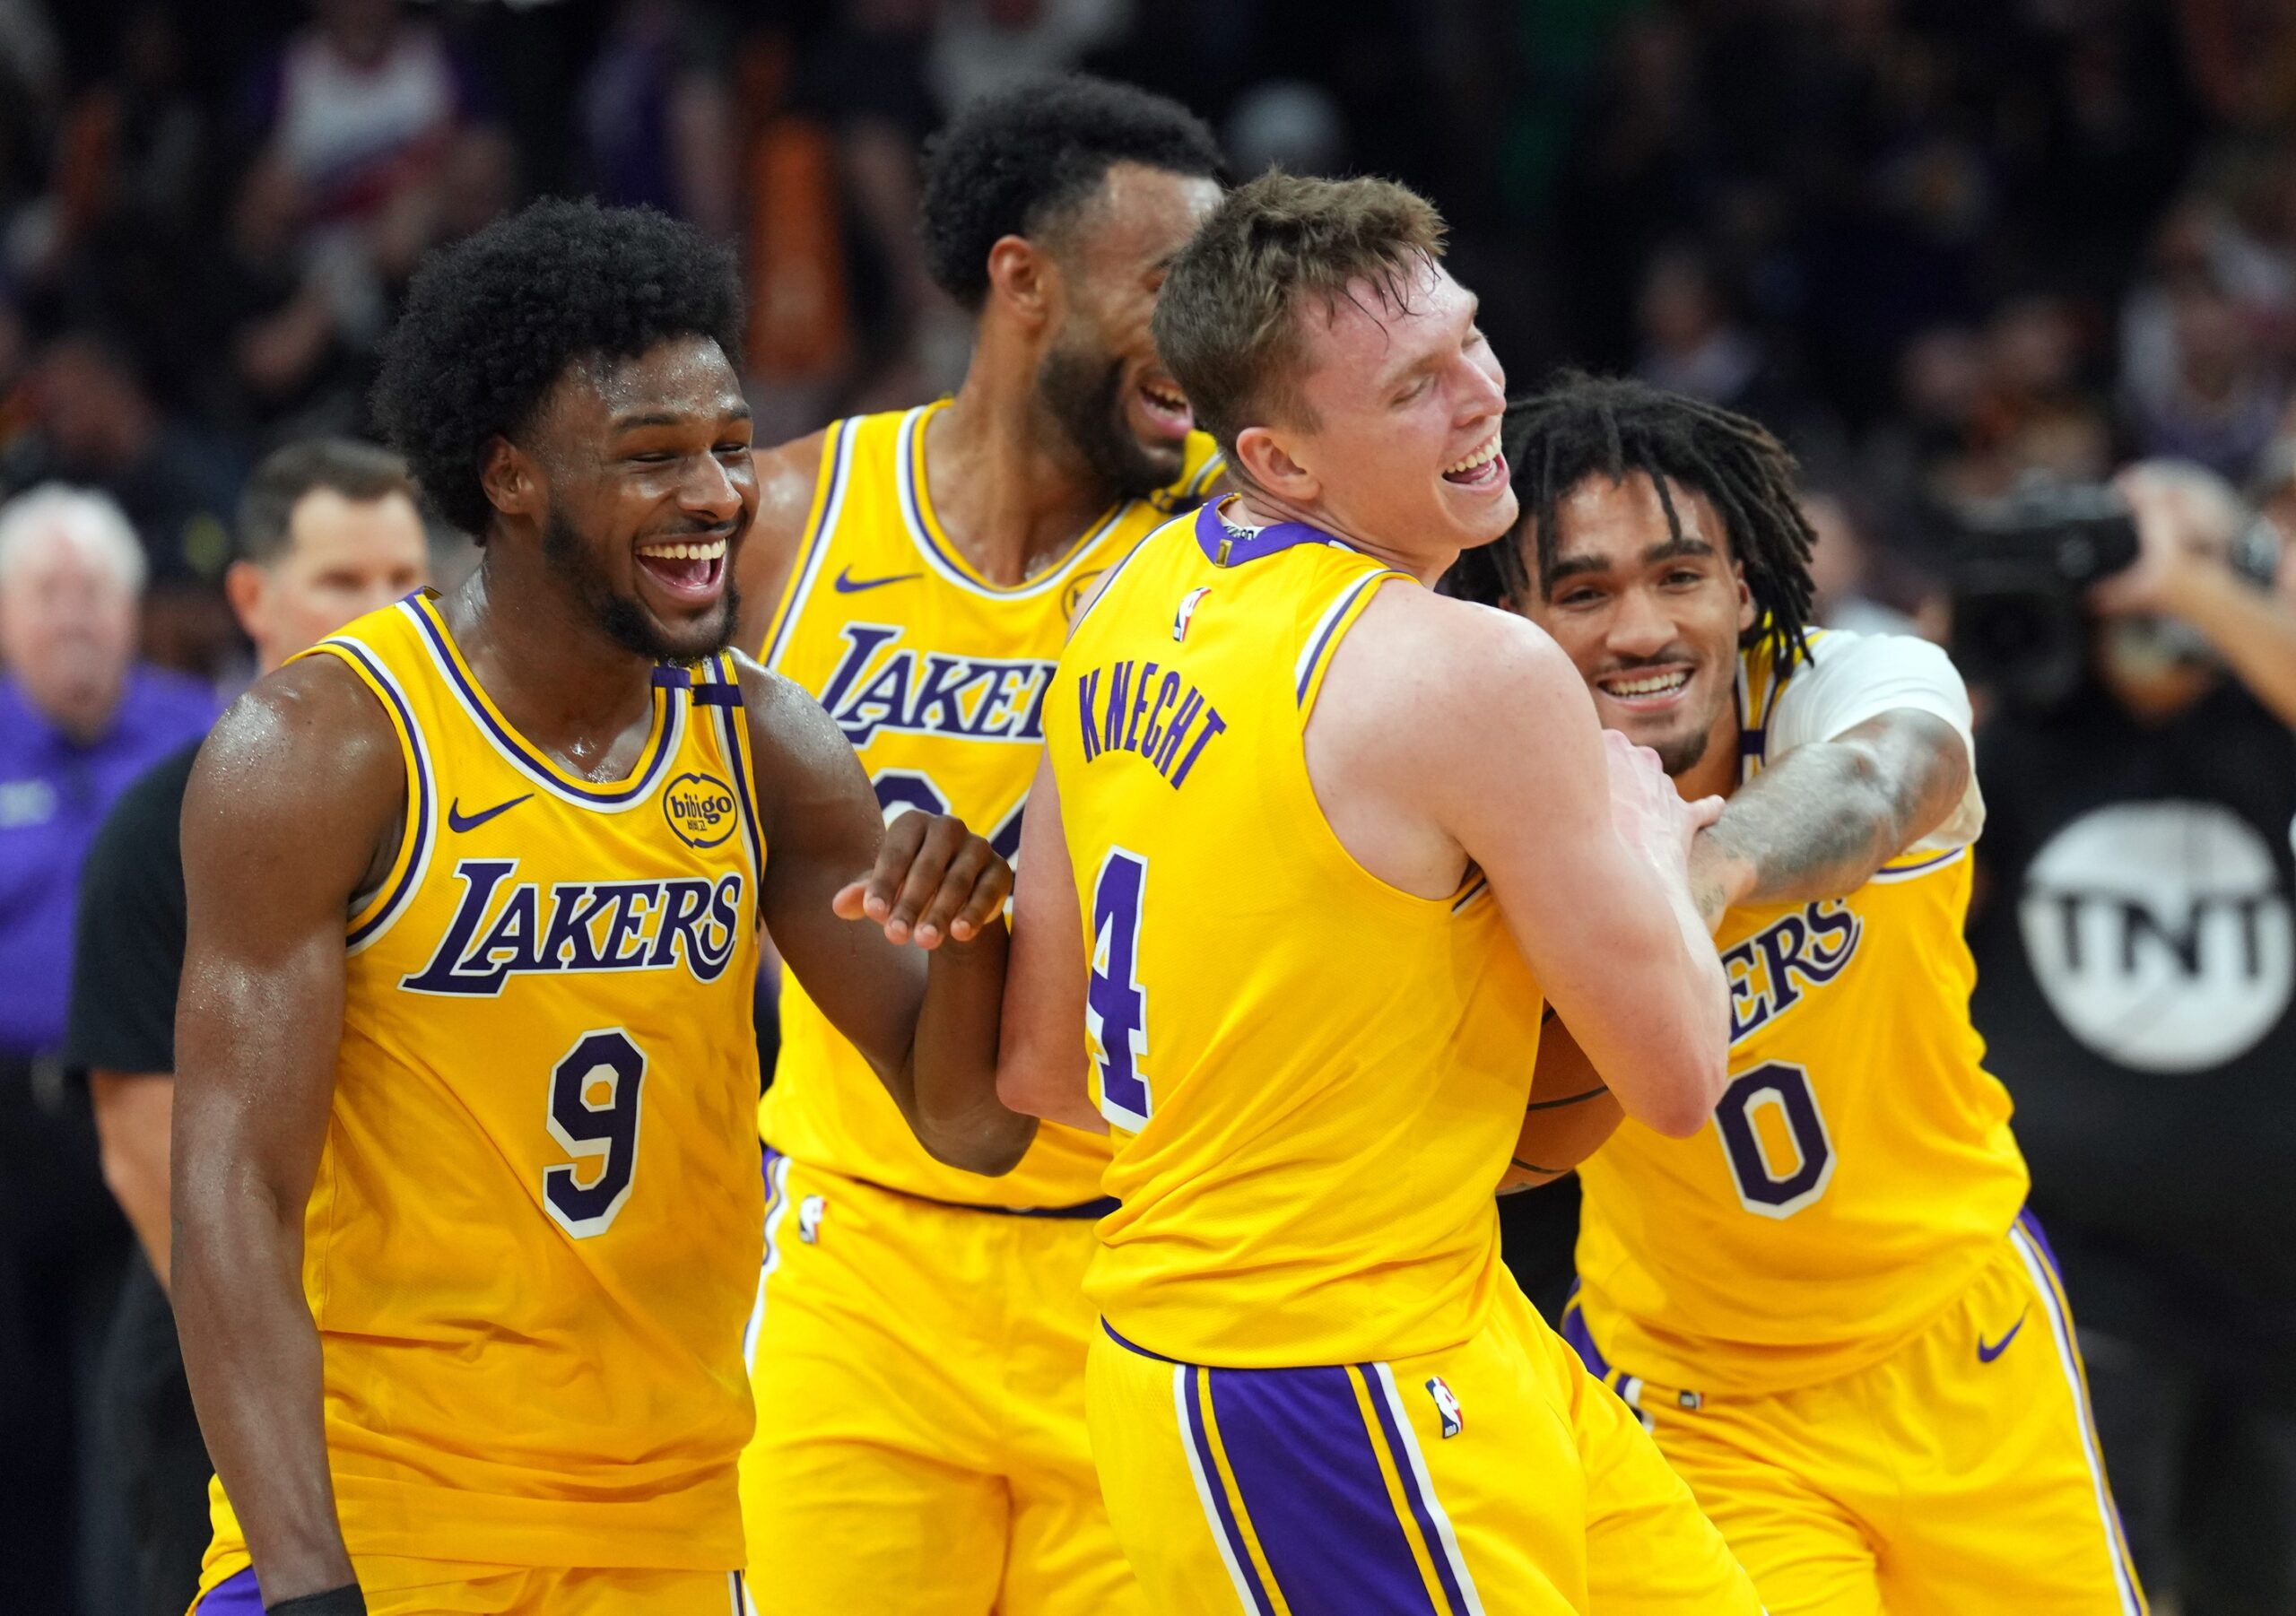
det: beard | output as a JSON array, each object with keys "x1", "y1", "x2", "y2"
[
  {"x1": 1650, "y1": 722, "x2": 1713, "y2": 778},
  {"x1": 541, "y1": 505, "x2": 740, "y2": 665},
  {"x1": 1036, "y1": 335, "x2": 1175, "y2": 503}
]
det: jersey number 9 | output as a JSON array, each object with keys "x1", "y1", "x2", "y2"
[{"x1": 544, "y1": 1029, "x2": 648, "y2": 1238}]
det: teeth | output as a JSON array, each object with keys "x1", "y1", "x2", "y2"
[
  {"x1": 1605, "y1": 671, "x2": 1689, "y2": 697},
  {"x1": 637, "y1": 539, "x2": 728, "y2": 561},
  {"x1": 1443, "y1": 430, "x2": 1502, "y2": 476},
  {"x1": 1142, "y1": 384, "x2": 1187, "y2": 411}
]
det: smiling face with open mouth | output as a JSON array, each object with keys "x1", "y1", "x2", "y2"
[
  {"x1": 1521, "y1": 471, "x2": 1755, "y2": 790},
  {"x1": 1037, "y1": 162, "x2": 1224, "y2": 500},
  {"x1": 529, "y1": 334, "x2": 759, "y2": 664}
]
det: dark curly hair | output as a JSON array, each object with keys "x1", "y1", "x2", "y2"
[
  {"x1": 371, "y1": 198, "x2": 744, "y2": 539},
  {"x1": 918, "y1": 74, "x2": 1223, "y2": 311},
  {"x1": 1448, "y1": 373, "x2": 1816, "y2": 665}
]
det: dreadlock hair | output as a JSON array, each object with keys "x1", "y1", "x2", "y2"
[{"x1": 1448, "y1": 373, "x2": 1817, "y2": 665}]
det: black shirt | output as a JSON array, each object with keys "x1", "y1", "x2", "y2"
[
  {"x1": 1970, "y1": 678, "x2": 2296, "y2": 1360},
  {"x1": 65, "y1": 740, "x2": 200, "y2": 1076}
]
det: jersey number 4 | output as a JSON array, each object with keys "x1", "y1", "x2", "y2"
[
  {"x1": 1089, "y1": 848, "x2": 1152, "y2": 1131},
  {"x1": 544, "y1": 1029, "x2": 647, "y2": 1238},
  {"x1": 1714, "y1": 1061, "x2": 1836, "y2": 1219}
]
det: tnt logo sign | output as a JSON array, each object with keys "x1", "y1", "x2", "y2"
[
  {"x1": 663, "y1": 772, "x2": 738, "y2": 849},
  {"x1": 2019, "y1": 800, "x2": 2293, "y2": 1072}
]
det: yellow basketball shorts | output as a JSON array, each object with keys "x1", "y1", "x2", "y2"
[
  {"x1": 1564, "y1": 1210, "x2": 2146, "y2": 1615},
  {"x1": 1085, "y1": 1276, "x2": 1761, "y2": 1615},
  {"x1": 190, "y1": 1562, "x2": 744, "y2": 1614},
  {"x1": 738, "y1": 1148, "x2": 1142, "y2": 1616}
]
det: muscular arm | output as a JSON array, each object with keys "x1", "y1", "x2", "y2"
[
  {"x1": 996, "y1": 753, "x2": 1105, "y2": 1133},
  {"x1": 1690, "y1": 709, "x2": 1970, "y2": 927},
  {"x1": 1325, "y1": 591, "x2": 1729, "y2": 1137},
  {"x1": 733, "y1": 432, "x2": 826, "y2": 656},
  {"x1": 173, "y1": 661, "x2": 404, "y2": 1603},
  {"x1": 743, "y1": 661, "x2": 1036, "y2": 1174}
]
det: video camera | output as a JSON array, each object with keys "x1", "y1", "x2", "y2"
[
  {"x1": 1945, "y1": 481, "x2": 2278, "y2": 709},
  {"x1": 1945, "y1": 484, "x2": 2139, "y2": 710}
]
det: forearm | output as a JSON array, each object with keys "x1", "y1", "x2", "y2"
[
  {"x1": 1691, "y1": 737, "x2": 1944, "y2": 924},
  {"x1": 91, "y1": 1073, "x2": 175, "y2": 1290},
  {"x1": 903, "y1": 920, "x2": 1038, "y2": 1175},
  {"x1": 173, "y1": 1182, "x2": 352, "y2": 1597},
  {"x1": 2169, "y1": 567, "x2": 2296, "y2": 727}
]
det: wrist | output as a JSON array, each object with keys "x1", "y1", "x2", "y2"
[{"x1": 1686, "y1": 837, "x2": 1753, "y2": 928}]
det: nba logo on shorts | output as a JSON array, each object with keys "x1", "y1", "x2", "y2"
[
  {"x1": 798, "y1": 1195, "x2": 826, "y2": 1245},
  {"x1": 1426, "y1": 1376, "x2": 1463, "y2": 1438}
]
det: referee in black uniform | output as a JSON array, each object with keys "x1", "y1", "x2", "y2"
[{"x1": 64, "y1": 439, "x2": 430, "y2": 1615}]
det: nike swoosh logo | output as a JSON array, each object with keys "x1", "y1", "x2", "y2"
[
  {"x1": 1977, "y1": 1309, "x2": 2028, "y2": 1363},
  {"x1": 447, "y1": 794, "x2": 532, "y2": 833},
  {"x1": 833, "y1": 567, "x2": 923, "y2": 594}
]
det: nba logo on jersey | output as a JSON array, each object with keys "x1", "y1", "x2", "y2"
[
  {"x1": 797, "y1": 1195, "x2": 826, "y2": 1245},
  {"x1": 1172, "y1": 586, "x2": 1210, "y2": 642},
  {"x1": 1426, "y1": 1376, "x2": 1464, "y2": 1438}
]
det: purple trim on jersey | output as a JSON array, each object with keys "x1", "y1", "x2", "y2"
[
  {"x1": 761, "y1": 418, "x2": 852, "y2": 669},
  {"x1": 1881, "y1": 847, "x2": 1962, "y2": 876},
  {"x1": 1296, "y1": 571, "x2": 1388, "y2": 706},
  {"x1": 1193, "y1": 499, "x2": 1338, "y2": 568},
  {"x1": 710, "y1": 657, "x2": 769, "y2": 890},
  {"x1": 327, "y1": 639, "x2": 431, "y2": 950},
  {"x1": 193, "y1": 1568, "x2": 263, "y2": 1614},
  {"x1": 1180, "y1": 1368, "x2": 1278, "y2": 1616},
  {"x1": 407, "y1": 595, "x2": 676, "y2": 806},
  {"x1": 1206, "y1": 1361, "x2": 1447, "y2": 1614},
  {"x1": 1365, "y1": 1367, "x2": 1472, "y2": 1615},
  {"x1": 1101, "y1": 1316, "x2": 1176, "y2": 1361}
]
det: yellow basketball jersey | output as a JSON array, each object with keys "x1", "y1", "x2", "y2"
[
  {"x1": 1574, "y1": 633, "x2": 2029, "y2": 1395},
  {"x1": 1043, "y1": 501, "x2": 1548, "y2": 1368},
  {"x1": 758, "y1": 402, "x2": 1222, "y2": 1208},
  {"x1": 205, "y1": 593, "x2": 763, "y2": 1570}
]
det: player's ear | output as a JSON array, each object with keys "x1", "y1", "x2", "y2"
[
  {"x1": 480, "y1": 435, "x2": 544, "y2": 524},
  {"x1": 1232, "y1": 426, "x2": 1318, "y2": 506},
  {"x1": 985, "y1": 235, "x2": 1055, "y2": 330},
  {"x1": 222, "y1": 558, "x2": 266, "y2": 641},
  {"x1": 1733, "y1": 560, "x2": 1756, "y2": 635}
]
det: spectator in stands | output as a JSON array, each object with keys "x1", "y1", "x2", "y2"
[
  {"x1": 579, "y1": 0, "x2": 737, "y2": 241},
  {"x1": 1969, "y1": 460, "x2": 2296, "y2": 1612},
  {"x1": 0, "y1": 482, "x2": 213, "y2": 1612},
  {"x1": 64, "y1": 438, "x2": 425, "y2": 1616},
  {"x1": 2, "y1": 331, "x2": 245, "y2": 672},
  {"x1": 244, "y1": 0, "x2": 502, "y2": 288}
]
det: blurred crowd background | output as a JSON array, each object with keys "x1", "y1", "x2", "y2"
[
  {"x1": 8, "y1": 0, "x2": 2296, "y2": 1611},
  {"x1": 9, "y1": 0, "x2": 2296, "y2": 673}
]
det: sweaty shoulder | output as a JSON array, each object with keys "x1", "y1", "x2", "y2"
[
  {"x1": 737, "y1": 428, "x2": 832, "y2": 651},
  {"x1": 183, "y1": 654, "x2": 408, "y2": 897},
  {"x1": 1322, "y1": 585, "x2": 1587, "y2": 741},
  {"x1": 729, "y1": 649, "x2": 871, "y2": 821}
]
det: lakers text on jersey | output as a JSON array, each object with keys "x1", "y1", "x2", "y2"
[
  {"x1": 758, "y1": 401, "x2": 1222, "y2": 1209},
  {"x1": 196, "y1": 592, "x2": 765, "y2": 1597},
  {"x1": 1045, "y1": 500, "x2": 1760, "y2": 1614}
]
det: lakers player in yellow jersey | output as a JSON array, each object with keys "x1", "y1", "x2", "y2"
[
  {"x1": 996, "y1": 173, "x2": 1763, "y2": 1613},
  {"x1": 1457, "y1": 375, "x2": 2144, "y2": 1614},
  {"x1": 171, "y1": 201, "x2": 1031, "y2": 1616},
  {"x1": 727, "y1": 77, "x2": 1223, "y2": 1616}
]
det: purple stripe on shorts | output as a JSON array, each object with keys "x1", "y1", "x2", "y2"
[
  {"x1": 1180, "y1": 1368, "x2": 1276, "y2": 1616},
  {"x1": 1206, "y1": 1362, "x2": 1443, "y2": 1614},
  {"x1": 193, "y1": 1568, "x2": 264, "y2": 1614},
  {"x1": 1364, "y1": 1368, "x2": 1470, "y2": 1615},
  {"x1": 1559, "y1": 1292, "x2": 1611, "y2": 1382},
  {"x1": 2015, "y1": 1205, "x2": 2062, "y2": 1276}
]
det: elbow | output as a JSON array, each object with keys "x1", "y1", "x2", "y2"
[
  {"x1": 1639, "y1": 1069, "x2": 1725, "y2": 1139},
  {"x1": 920, "y1": 1112, "x2": 1039, "y2": 1177}
]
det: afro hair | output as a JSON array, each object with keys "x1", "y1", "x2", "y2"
[
  {"x1": 371, "y1": 198, "x2": 744, "y2": 539},
  {"x1": 918, "y1": 74, "x2": 1224, "y2": 311}
]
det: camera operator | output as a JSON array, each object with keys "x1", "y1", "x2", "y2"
[{"x1": 1968, "y1": 459, "x2": 2296, "y2": 1612}]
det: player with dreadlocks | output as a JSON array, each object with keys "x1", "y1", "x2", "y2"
[{"x1": 1457, "y1": 373, "x2": 2147, "y2": 1615}]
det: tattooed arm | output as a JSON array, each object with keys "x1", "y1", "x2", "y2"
[{"x1": 1688, "y1": 709, "x2": 1970, "y2": 930}]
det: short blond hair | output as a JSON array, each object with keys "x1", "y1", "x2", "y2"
[{"x1": 1150, "y1": 169, "x2": 1448, "y2": 456}]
